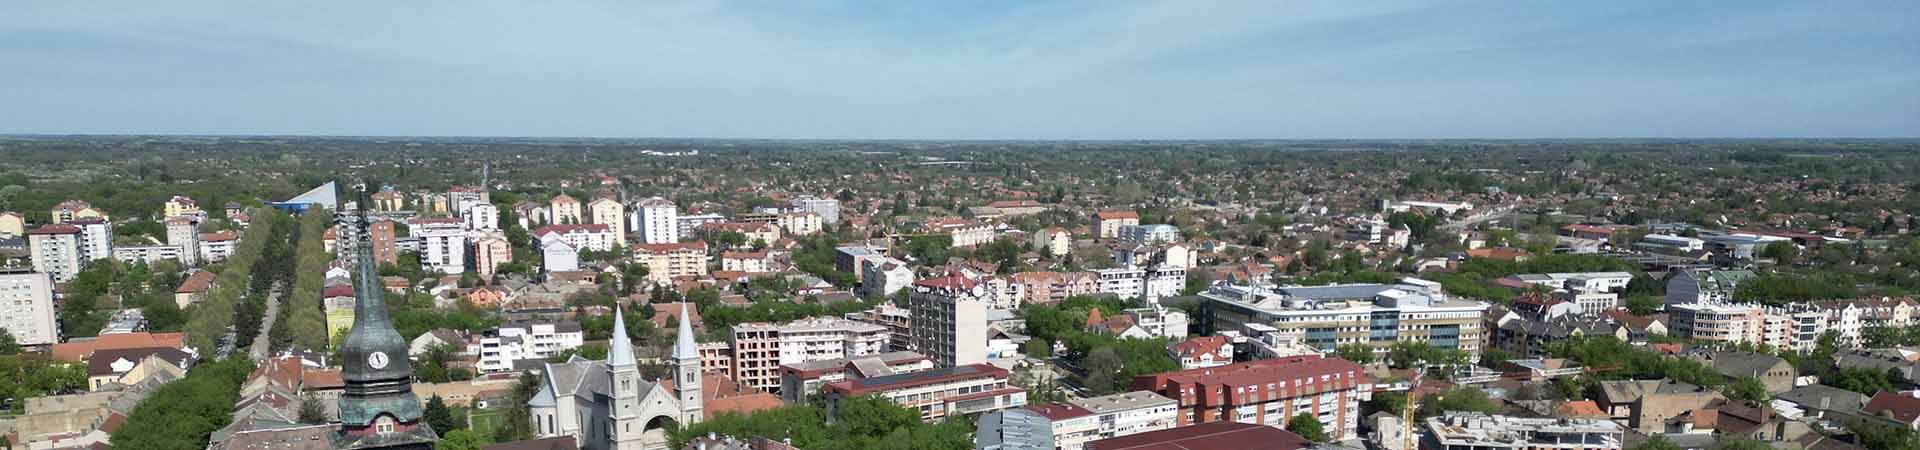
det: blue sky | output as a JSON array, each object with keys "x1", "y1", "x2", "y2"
[{"x1": 0, "y1": 1, "x2": 1913, "y2": 139}]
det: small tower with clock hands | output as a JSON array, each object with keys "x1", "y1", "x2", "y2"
[{"x1": 334, "y1": 195, "x2": 439, "y2": 449}]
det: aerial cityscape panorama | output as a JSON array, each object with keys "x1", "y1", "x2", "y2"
[{"x1": 0, "y1": 2, "x2": 1916, "y2": 450}]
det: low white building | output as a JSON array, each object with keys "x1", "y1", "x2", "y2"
[
  {"x1": 861, "y1": 257, "x2": 916, "y2": 299},
  {"x1": 538, "y1": 235, "x2": 580, "y2": 273},
  {"x1": 475, "y1": 321, "x2": 585, "y2": 373}
]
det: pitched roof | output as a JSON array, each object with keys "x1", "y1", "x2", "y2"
[
  {"x1": 87, "y1": 346, "x2": 193, "y2": 377},
  {"x1": 1865, "y1": 390, "x2": 1920, "y2": 424},
  {"x1": 1095, "y1": 211, "x2": 1139, "y2": 220},
  {"x1": 1166, "y1": 336, "x2": 1230, "y2": 358},
  {"x1": 52, "y1": 332, "x2": 187, "y2": 362},
  {"x1": 177, "y1": 270, "x2": 218, "y2": 294},
  {"x1": 1087, "y1": 421, "x2": 1313, "y2": 450}
]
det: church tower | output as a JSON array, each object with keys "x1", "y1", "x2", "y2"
[
  {"x1": 672, "y1": 302, "x2": 704, "y2": 425},
  {"x1": 606, "y1": 307, "x2": 645, "y2": 450},
  {"x1": 335, "y1": 210, "x2": 438, "y2": 449}
]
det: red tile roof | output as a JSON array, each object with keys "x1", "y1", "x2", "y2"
[
  {"x1": 1865, "y1": 391, "x2": 1920, "y2": 424},
  {"x1": 1087, "y1": 421, "x2": 1313, "y2": 450},
  {"x1": 52, "y1": 332, "x2": 187, "y2": 362},
  {"x1": 633, "y1": 241, "x2": 707, "y2": 253},
  {"x1": 1095, "y1": 211, "x2": 1139, "y2": 220},
  {"x1": 28, "y1": 224, "x2": 81, "y2": 235},
  {"x1": 176, "y1": 271, "x2": 217, "y2": 294},
  {"x1": 913, "y1": 271, "x2": 977, "y2": 290},
  {"x1": 322, "y1": 285, "x2": 355, "y2": 298},
  {"x1": 1167, "y1": 336, "x2": 1230, "y2": 358},
  {"x1": 533, "y1": 224, "x2": 611, "y2": 237},
  {"x1": 1133, "y1": 354, "x2": 1364, "y2": 394}
]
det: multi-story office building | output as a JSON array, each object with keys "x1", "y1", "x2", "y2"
[
  {"x1": 464, "y1": 203, "x2": 499, "y2": 231},
  {"x1": 779, "y1": 351, "x2": 932, "y2": 403},
  {"x1": 907, "y1": 273, "x2": 990, "y2": 368},
  {"x1": 790, "y1": 196, "x2": 840, "y2": 225},
  {"x1": 1130, "y1": 355, "x2": 1366, "y2": 439},
  {"x1": 409, "y1": 217, "x2": 467, "y2": 274},
  {"x1": 0, "y1": 269, "x2": 57, "y2": 347},
  {"x1": 823, "y1": 363, "x2": 1024, "y2": 422},
  {"x1": 475, "y1": 320, "x2": 584, "y2": 373},
  {"x1": 633, "y1": 241, "x2": 709, "y2": 285},
  {"x1": 632, "y1": 197, "x2": 679, "y2": 244},
  {"x1": 27, "y1": 225, "x2": 82, "y2": 283},
  {"x1": 728, "y1": 318, "x2": 892, "y2": 393},
  {"x1": 586, "y1": 197, "x2": 626, "y2": 246},
  {"x1": 1424, "y1": 413, "x2": 1623, "y2": 450},
  {"x1": 1203, "y1": 278, "x2": 1489, "y2": 359}
]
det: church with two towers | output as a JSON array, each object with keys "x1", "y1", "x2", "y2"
[{"x1": 527, "y1": 303, "x2": 704, "y2": 450}]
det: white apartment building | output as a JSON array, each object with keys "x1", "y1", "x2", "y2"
[
  {"x1": 633, "y1": 197, "x2": 679, "y2": 244},
  {"x1": 1116, "y1": 224, "x2": 1180, "y2": 245},
  {"x1": 1093, "y1": 266, "x2": 1186, "y2": 304},
  {"x1": 675, "y1": 213, "x2": 726, "y2": 241},
  {"x1": 978, "y1": 275, "x2": 1027, "y2": 311},
  {"x1": 476, "y1": 321, "x2": 585, "y2": 373},
  {"x1": 1031, "y1": 228, "x2": 1071, "y2": 257},
  {"x1": 538, "y1": 235, "x2": 580, "y2": 273},
  {"x1": 112, "y1": 245, "x2": 182, "y2": 265},
  {"x1": 70, "y1": 219, "x2": 113, "y2": 265},
  {"x1": 790, "y1": 196, "x2": 841, "y2": 225},
  {"x1": 0, "y1": 269, "x2": 57, "y2": 347},
  {"x1": 464, "y1": 203, "x2": 499, "y2": 231},
  {"x1": 720, "y1": 251, "x2": 772, "y2": 273},
  {"x1": 166, "y1": 217, "x2": 199, "y2": 266},
  {"x1": 908, "y1": 273, "x2": 990, "y2": 368},
  {"x1": 199, "y1": 231, "x2": 237, "y2": 263},
  {"x1": 532, "y1": 224, "x2": 614, "y2": 253},
  {"x1": 777, "y1": 212, "x2": 823, "y2": 236},
  {"x1": 409, "y1": 217, "x2": 468, "y2": 275},
  {"x1": 448, "y1": 186, "x2": 489, "y2": 219},
  {"x1": 1066, "y1": 392, "x2": 1179, "y2": 448},
  {"x1": 862, "y1": 258, "x2": 916, "y2": 299},
  {"x1": 729, "y1": 318, "x2": 891, "y2": 393},
  {"x1": 27, "y1": 225, "x2": 82, "y2": 283}
]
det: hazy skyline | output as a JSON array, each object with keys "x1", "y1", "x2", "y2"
[{"x1": 1, "y1": 1, "x2": 1914, "y2": 139}]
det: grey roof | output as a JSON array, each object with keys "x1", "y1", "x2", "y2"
[
  {"x1": 1273, "y1": 284, "x2": 1397, "y2": 301},
  {"x1": 1068, "y1": 391, "x2": 1177, "y2": 414},
  {"x1": 1708, "y1": 351, "x2": 1790, "y2": 379},
  {"x1": 1775, "y1": 385, "x2": 1865, "y2": 414},
  {"x1": 1597, "y1": 379, "x2": 1712, "y2": 403}
]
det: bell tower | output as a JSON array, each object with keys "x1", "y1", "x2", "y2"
[
  {"x1": 606, "y1": 307, "x2": 643, "y2": 448},
  {"x1": 671, "y1": 302, "x2": 703, "y2": 425}
]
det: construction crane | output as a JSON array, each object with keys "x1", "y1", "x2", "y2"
[{"x1": 1402, "y1": 366, "x2": 1427, "y2": 450}]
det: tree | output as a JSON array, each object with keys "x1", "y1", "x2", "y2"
[
  {"x1": 0, "y1": 329, "x2": 18, "y2": 355},
  {"x1": 1417, "y1": 386, "x2": 1498, "y2": 418},
  {"x1": 109, "y1": 358, "x2": 254, "y2": 450},
  {"x1": 1725, "y1": 377, "x2": 1768, "y2": 403},
  {"x1": 1624, "y1": 295, "x2": 1662, "y2": 315},
  {"x1": 1759, "y1": 241, "x2": 1798, "y2": 262},
  {"x1": 439, "y1": 429, "x2": 493, "y2": 450},
  {"x1": 1081, "y1": 347, "x2": 1124, "y2": 395},
  {"x1": 1830, "y1": 367, "x2": 1894, "y2": 395},
  {"x1": 1286, "y1": 413, "x2": 1328, "y2": 443},
  {"x1": 425, "y1": 394, "x2": 458, "y2": 433},
  {"x1": 1626, "y1": 435, "x2": 1682, "y2": 450},
  {"x1": 298, "y1": 395, "x2": 328, "y2": 424},
  {"x1": 1334, "y1": 344, "x2": 1375, "y2": 365}
]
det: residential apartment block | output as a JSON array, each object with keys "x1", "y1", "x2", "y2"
[
  {"x1": 475, "y1": 321, "x2": 585, "y2": 373},
  {"x1": 1130, "y1": 354, "x2": 1366, "y2": 440},
  {"x1": 28, "y1": 225, "x2": 82, "y2": 283},
  {"x1": 823, "y1": 363, "x2": 1024, "y2": 423},
  {"x1": 907, "y1": 273, "x2": 990, "y2": 368},
  {"x1": 632, "y1": 197, "x2": 679, "y2": 244},
  {"x1": 586, "y1": 197, "x2": 626, "y2": 246},
  {"x1": 1203, "y1": 278, "x2": 1489, "y2": 359},
  {"x1": 728, "y1": 318, "x2": 892, "y2": 393},
  {"x1": 779, "y1": 351, "x2": 933, "y2": 403},
  {"x1": 0, "y1": 269, "x2": 57, "y2": 347},
  {"x1": 547, "y1": 194, "x2": 582, "y2": 225},
  {"x1": 633, "y1": 241, "x2": 710, "y2": 285},
  {"x1": 409, "y1": 217, "x2": 467, "y2": 275},
  {"x1": 790, "y1": 196, "x2": 840, "y2": 225},
  {"x1": 1094, "y1": 211, "x2": 1139, "y2": 239}
]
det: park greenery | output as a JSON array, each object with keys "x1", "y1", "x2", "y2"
[
  {"x1": 1019, "y1": 295, "x2": 1181, "y2": 395},
  {"x1": 108, "y1": 358, "x2": 255, "y2": 450},
  {"x1": 667, "y1": 395, "x2": 972, "y2": 450}
]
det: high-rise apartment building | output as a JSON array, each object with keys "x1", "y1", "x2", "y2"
[
  {"x1": 907, "y1": 273, "x2": 990, "y2": 368},
  {"x1": 587, "y1": 197, "x2": 626, "y2": 247},
  {"x1": 28, "y1": 225, "x2": 82, "y2": 283},
  {"x1": 69, "y1": 218, "x2": 113, "y2": 265},
  {"x1": 409, "y1": 217, "x2": 467, "y2": 275},
  {"x1": 166, "y1": 217, "x2": 199, "y2": 266},
  {"x1": 0, "y1": 269, "x2": 57, "y2": 347},
  {"x1": 633, "y1": 197, "x2": 680, "y2": 244}
]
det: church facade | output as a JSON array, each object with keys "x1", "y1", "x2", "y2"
[{"x1": 529, "y1": 304, "x2": 703, "y2": 450}]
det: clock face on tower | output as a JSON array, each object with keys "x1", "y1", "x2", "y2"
[{"x1": 368, "y1": 351, "x2": 389, "y2": 369}]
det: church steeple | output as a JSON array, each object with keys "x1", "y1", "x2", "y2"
[
  {"x1": 334, "y1": 200, "x2": 438, "y2": 449},
  {"x1": 672, "y1": 302, "x2": 703, "y2": 425},
  {"x1": 608, "y1": 305, "x2": 637, "y2": 368}
]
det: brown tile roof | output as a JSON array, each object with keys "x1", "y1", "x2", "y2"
[
  {"x1": 1167, "y1": 336, "x2": 1230, "y2": 358},
  {"x1": 29, "y1": 224, "x2": 81, "y2": 235},
  {"x1": 1087, "y1": 421, "x2": 1313, "y2": 450},
  {"x1": 1026, "y1": 402, "x2": 1094, "y2": 420},
  {"x1": 1865, "y1": 390, "x2": 1920, "y2": 424},
  {"x1": 1095, "y1": 211, "x2": 1139, "y2": 220},
  {"x1": 176, "y1": 270, "x2": 217, "y2": 294},
  {"x1": 52, "y1": 332, "x2": 186, "y2": 362}
]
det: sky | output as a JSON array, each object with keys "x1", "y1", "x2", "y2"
[{"x1": 0, "y1": 1, "x2": 1914, "y2": 139}]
